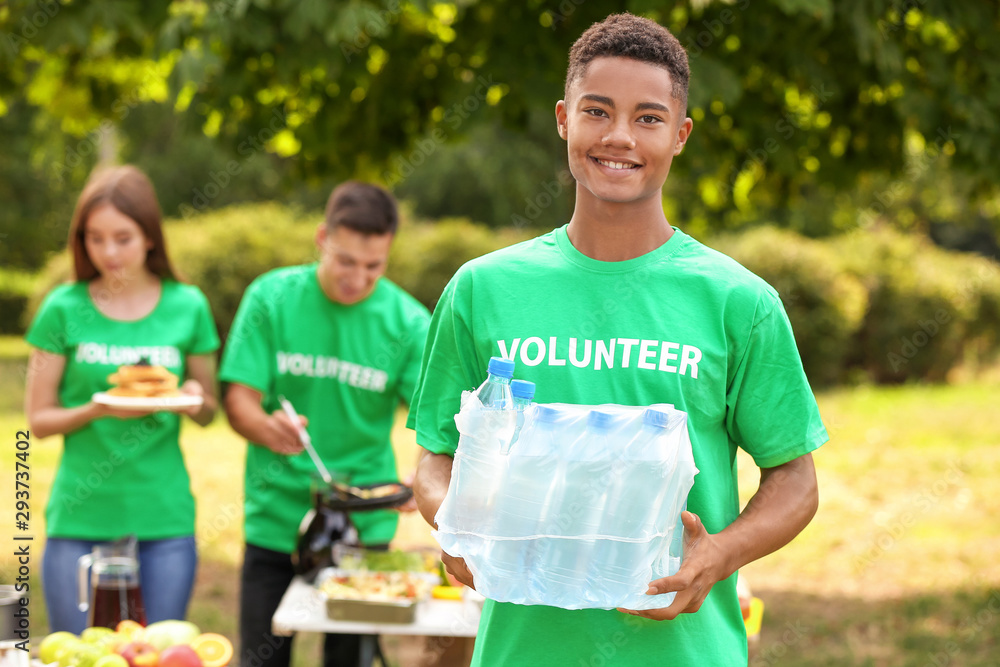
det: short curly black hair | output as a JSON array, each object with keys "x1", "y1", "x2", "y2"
[{"x1": 565, "y1": 13, "x2": 689, "y2": 112}]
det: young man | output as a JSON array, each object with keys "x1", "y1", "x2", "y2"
[
  {"x1": 408, "y1": 13, "x2": 827, "y2": 666},
  {"x1": 220, "y1": 182, "x2": 430, "y2": 667}
]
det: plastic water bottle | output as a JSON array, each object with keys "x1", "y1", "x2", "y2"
[
  {"x1": 532, "y1": 410, "x2": 620, "y2": 605},
  {"x1": 587, "y1": 408, "x2": 676, "y2": 603},
  {"x1": 445, "y1": 357, "x2": 515, "y2": 533},
  {"x1": 486, "y1": 404, "x2": 560, "y2": 586},
  {"x1": 475, "y1": 356, "x2": 515, "y2": 409},
  {"x1": 503, "y1": 379, "x2": 536, "y2": 454}
]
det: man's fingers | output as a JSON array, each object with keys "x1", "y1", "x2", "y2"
[
  {"x1": 441, "y1": 551, "x2": 476, "y2": 589},
  {"x1": 681, "y1": 510, "x2": 705, "y2": 539},
  {"x1": 619, "y1": 586, "x2": 695, "y2": 621},
  {"x1": 645, "y1": 570, "x2": 689, "y2": 596}
]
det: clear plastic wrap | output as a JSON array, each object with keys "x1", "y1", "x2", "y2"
[{"x1": 434, "y1": 393, "x2": 698, "y2": 610}]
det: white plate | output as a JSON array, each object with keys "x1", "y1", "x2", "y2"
[{"x1": 92, "y1": 392, "x2": 203, "y2": 411}]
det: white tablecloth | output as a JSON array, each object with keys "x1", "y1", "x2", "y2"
[{"x1": 271, "y1": 577, "x2": 481, "y2": 638}]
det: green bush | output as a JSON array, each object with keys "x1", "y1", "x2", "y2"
[
  {"x1": 167, "y1": 203, "x2": 318, "y2": 341},
  {"x1": 0, "y1": 268, "x2": 38, "y2": 334},
  {"x1": 387, "y1": 218, "x2": 533, "y2": 311},
  {"x1": 709, "y1": 227, "x2": 869, "y2": 386},
  {"x1": 833, "y1": 228, "x2": 1000, "y2": 383}
]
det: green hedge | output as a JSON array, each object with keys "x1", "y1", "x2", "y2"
[
  {"x1": 709, "y1": 227, "x2": 869, "y2": 386},
  {"x1": 167, "y1": 204, "x2": 318, "y2": 341},
  {"x1": 833, "y1": 228, "x2": 1000, "y2": 383},
  {"x1": 24, "y1": 204, "x2": 1000, "y2": 386},
  {"x1": 387, "y1": 218, "x2": 532, "y2": 311}
]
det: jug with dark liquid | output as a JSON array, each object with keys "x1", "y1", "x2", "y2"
[{"x1": 77, "y1": 535, "x2": 146, "y2": 628}]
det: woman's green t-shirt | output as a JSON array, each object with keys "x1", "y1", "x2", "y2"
[{"x1": 26, "y1": 280, "x2": 220, "y2": 540}]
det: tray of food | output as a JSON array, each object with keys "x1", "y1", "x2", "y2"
[
  {"x1": 93, "y1": 360, "x2": 202, "y2": 411},
  {"x1": 316, "y1": 568, "x2": 437, "y2": 624}
]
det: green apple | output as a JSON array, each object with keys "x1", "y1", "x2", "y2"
[
  {"x1": 81, "y1": 628, "x2": 116, "y2": 644},
  {"x1": 52, "y1": 638, "x2": 86, "y2": 667},
  {"x1": 39, "y1": 632, "x2": 79, "y2": 665},
  {"x1": 93, "y1": 654, "x2": 130, "y2": 667},
  {"x1": 142, "y1": 620, "x2": 201, "y2": 651},
  {"x1": 73, "y1": 644, "x2": 110, "y2": 667}
]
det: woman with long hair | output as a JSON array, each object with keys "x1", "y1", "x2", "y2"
[{"x1": 25, "y1": 165, "x2": 219, "y2": 632}]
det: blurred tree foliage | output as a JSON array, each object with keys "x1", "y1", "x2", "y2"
[{"x1": 2, "y1": 0, "x2": 999, "y2": 264}]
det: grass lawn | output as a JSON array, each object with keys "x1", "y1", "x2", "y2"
[{"x1": 2, "y1": 353, "x2": 998, "y2": 665}]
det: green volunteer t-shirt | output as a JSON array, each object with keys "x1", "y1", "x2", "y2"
[
  {"x1": 219, "y1": 264, "x2": 430, "y2": 554},
  {"x1": 26, "y1": 280, "x2": 220, "y2": 540},
  {"x1": 408, "y1": 226, "x2": 828, "y2": 667}
]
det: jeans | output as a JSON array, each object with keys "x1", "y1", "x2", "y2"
[
  {"x1": 241, "y1": 543, "x2": 386, "y2": 667},
  {"x1": 43, "y1": 535, "x2": 197, "y2": 634}
]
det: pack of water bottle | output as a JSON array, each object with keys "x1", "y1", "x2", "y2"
[{"x1": 433, "y1": 357, "x2": 698, "y2": 610}]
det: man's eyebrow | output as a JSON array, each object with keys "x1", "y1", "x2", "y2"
[
  {"x1": 636, "y1": 101, "x2": 671, "y2": 114},
  {"x1": 580, "y1": 94, "x2": 614, "y2": 107}
]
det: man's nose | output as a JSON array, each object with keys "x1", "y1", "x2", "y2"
[{"x1": 602, "y1": 119, "x2": 636, "y2": 149}]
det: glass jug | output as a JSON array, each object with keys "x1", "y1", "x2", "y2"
[{"x1": 77, "y1": 535, "x2": 147, "y2": 628}]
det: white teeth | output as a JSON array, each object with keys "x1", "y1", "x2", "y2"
[{"x1": 597, "y1": 158, "x2": 637, "y2": 170}]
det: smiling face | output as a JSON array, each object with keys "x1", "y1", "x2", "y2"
[
  {"x1": 556, "y1": 56, "x2": 692, "y2": 209},
  {"x1": 316, "y1": 224, "x2": 393, "y2": 305},
  {"x1": 82, "y1": 203, "x2": 154, "y2": 281}
]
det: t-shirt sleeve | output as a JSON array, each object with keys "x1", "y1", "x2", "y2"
[
  {"x1": 725, "y1": 293, "x2": 829, "y2": 468},
  {"x1": 218, "y1": 279, "x2": 274, "y2": 394},
  {"x1": 25, "y1": 287, "x2": 69, "y2": 355},
  {"x1": 406, "y1": 271, "x2": 480, "y2": 456},
  {"x1": 188, "y1": 287, "x2": 221, "y2": 355},
  {"x1": 397, "y1": 306, "x2": 431, "y2": 405}
]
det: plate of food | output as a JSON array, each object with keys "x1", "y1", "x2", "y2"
[
  {"x1": 316, "y1": 568, "x2": 437, "y2": 624},
  {"x1": 92, "y1": 361, "x2": 202, "y2": 411}
]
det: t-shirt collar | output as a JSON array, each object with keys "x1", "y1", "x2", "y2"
[{"x1": 553, "y1": 224, "x2": 688, "y2": 273}]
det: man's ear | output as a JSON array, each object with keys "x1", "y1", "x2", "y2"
[
  {"x1": 673, "y1": 117, "x2": 694, "y2": 156},
  {"x1": 315, "y1": 223, "x2": 328, "y2": 250},
  {"x1": 555, "y1": 100, "x2": 568, "y2": 140}
]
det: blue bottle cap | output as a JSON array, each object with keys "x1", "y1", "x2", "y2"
[
  {"x1": 642, "y1": 408, "x2": 671, "y2": 428},
  {"x1": 487, "y1": 356, "x2": 515, "y2": 378},
  {"x1": 510, "y1": 379, "x2": 536, "y2": 400},
  {"x1": 587, "y1": 410, "x2": 616, "y2": 429},
  {"x1": 536, "y1": 405, "x2": 560, "y2": 422}
]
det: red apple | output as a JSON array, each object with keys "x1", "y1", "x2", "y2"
[
  {"x1": 116, "y1": 641, "x2": 159, "y2": 667},
  {"x1": 158, "y1": 645, "x2": 203, "y2": 667}
]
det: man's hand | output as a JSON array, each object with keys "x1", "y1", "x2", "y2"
[
  {"x1": 617, "y1": 511, "x2": 727, "y2": 620},
  {"x1": 225, "y1": 383, "x2": 309, "y2": 456},
  {"x1": 442, "y1": 550, "x2": 476, "y2": 589},
  {"x1": 260, "y1": 410, "x2": 308, "y2": 455},
  {"x1": 395, "y1": 471, "x2": 418, "y2": 513}
]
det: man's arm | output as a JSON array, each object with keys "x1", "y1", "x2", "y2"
[
  {"x1": 223, "y1": 383, "x2": 307, "y2": 456},
  {"x1": 624, "y1": 452, "x2": 818, "y2": 620},
  {"x1": 413, "y1": 447, "x2": 477, "y2": 588}
]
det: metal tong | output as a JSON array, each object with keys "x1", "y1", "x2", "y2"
[{"x1": 277, "y1": 395, "x2": 336, "y2": 486}]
